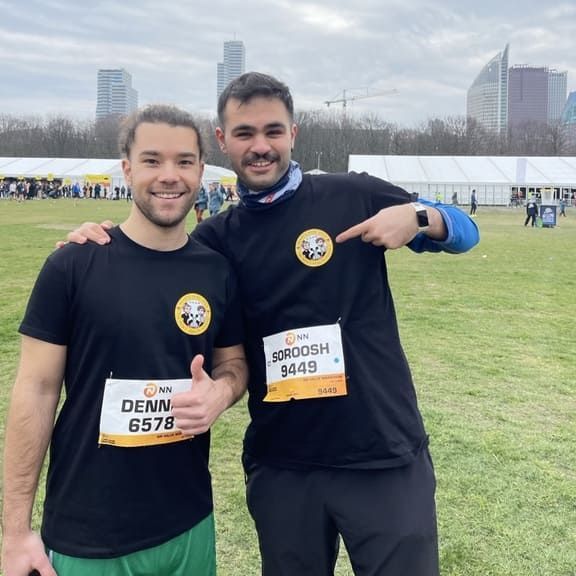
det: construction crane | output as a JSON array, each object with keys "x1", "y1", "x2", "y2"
[{"x1": 324, "y1": 88, "x2": 399, "y2": 109}]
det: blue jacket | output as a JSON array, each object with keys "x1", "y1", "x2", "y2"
[
  {"x1": 408, "y1": 198, "x2": 480, "y2": 254},
  {"x1": 208, "y1": 188, "x2": 224, "y2": 213},
  {"x1": 195, "y1": 186, "x2": 208, "y2": 209}
]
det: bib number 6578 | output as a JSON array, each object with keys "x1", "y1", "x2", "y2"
[{"x1": 128, "y1": 416, "x2": 175, "y2": 433}]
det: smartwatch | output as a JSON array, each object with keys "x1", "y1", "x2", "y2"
[{"x1": 411, "y1": 202, "x2": 429, "y2": 230}]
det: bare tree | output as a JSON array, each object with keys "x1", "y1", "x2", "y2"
[
  {"x1": 0, "y1": 110, "x2": 574, "y2": 168},
  {"x1": 93, "y1": 116, "x2": 122, "y2": 157}
]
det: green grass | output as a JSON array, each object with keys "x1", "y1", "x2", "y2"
[{"x1": 0, "y1": 200, "x2": 575, "y2": 575}]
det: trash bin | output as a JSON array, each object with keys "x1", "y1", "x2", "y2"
[{"x1": 540, "y1": 205, "x2": 557, "y2": 228}]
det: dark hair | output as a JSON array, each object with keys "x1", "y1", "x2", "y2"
[
  {"x1": 118, "y1": 104, "x2": 204, "y2": 159},
  {"x1": 217, "y1": 72, "x2": 294, "y2": 125}
]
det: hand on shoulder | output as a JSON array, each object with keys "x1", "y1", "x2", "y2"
[{"x1": 55, "y1": 220, "x2": 114, "y2": 248}]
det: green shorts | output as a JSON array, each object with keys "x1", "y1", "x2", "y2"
[{"x1": 47, "y1": 513, "x2": 215, "y2": 576}]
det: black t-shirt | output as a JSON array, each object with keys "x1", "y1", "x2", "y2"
[
  {"x1": 194, "y1": 172, "x2": 428, "y2": 471},
  {"x1": 19, "y1": 227, "x2": 243, "y2": 557}
]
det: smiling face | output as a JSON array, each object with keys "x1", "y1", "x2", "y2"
[
  {"x1": 122, "y1": 122, "x2": 204, "y2": 229},
  {"x1": 216, "y1": 96, "x2": 297, "y2": 191}
]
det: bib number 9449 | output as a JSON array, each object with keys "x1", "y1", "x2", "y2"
[{"x1": 281, "y1": 360, "x2": 317, "y2": 378}]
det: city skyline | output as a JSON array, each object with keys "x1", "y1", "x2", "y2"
[
  {"x1": 467, "y1": 45, "x2": 570, "y2": 133},
  {"x1": 1, "y1": 0, "x2": 575, "y2": 127}
]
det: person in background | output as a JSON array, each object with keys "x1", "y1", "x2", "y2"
[
  {"x1": 194, "y1": 183, "x2": 208, "y2": 222},
  {"x1": 208, "y1": 181, "x2": 225, "y2": 216},
  {"x1": 470, "y1": 189, "x2": 478, "y2": 216},
  {"x1": 525, "y1": 195, "x2": 539, "y2": 226}
]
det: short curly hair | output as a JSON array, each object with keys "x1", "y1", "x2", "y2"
[{"x1": 118, "y1": 104, "x2": 204, "y2": 159}]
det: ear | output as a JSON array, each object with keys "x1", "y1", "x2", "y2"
[
  {"x1": 215, "y1": 127, "x2": 227, "y2": 153},
  {"x1": 121, "y1": 158, "x2": 132, "y2": 186},
  {"x1": 290, "y1": 123, "x2": 298, "y2": 150}
]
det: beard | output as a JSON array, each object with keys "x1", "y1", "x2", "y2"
[
  {"x1": 133, "y1": 186, "x2": 197, "y2": 228},
  {"x1": 236, "y1": 151, "x2": 289, "y2": 191}
]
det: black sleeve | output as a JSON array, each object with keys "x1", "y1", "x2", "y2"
[
  {"x1": 349, "y1": 172, "x2": 412, "y2": 214},
  {"x1": 19, "y1": 255, "x2": 71, "y2": 345},
  {"x1": 214, "y1": 265, "x2": 244, "y2": 349}
]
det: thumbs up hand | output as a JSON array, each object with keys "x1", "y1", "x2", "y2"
[{"x1": 171, "y1": 354, "x2": 228, "y2": 436}]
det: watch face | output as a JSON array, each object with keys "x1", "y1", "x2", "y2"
[
  {"x1": 411, "y1": 202, "x2": 429, "y2": 228},
  {"x1": 417, "y1": 210, "x2": 429, "y2": 228}
]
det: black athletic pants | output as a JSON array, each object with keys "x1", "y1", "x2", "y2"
[{"x1": 246, "y1": 448, "x2": 439, "y2": 576}]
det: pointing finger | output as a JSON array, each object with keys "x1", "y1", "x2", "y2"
[{"x1": 335, "y1": 221, "x2": 370, "y2": 244}]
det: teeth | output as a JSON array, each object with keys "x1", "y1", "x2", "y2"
[{"x1": 154, "y1": 193, "x2": 182, "y2": 199}]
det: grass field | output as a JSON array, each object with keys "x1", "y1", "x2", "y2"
[{"x1": 0, "y1": 199, "x2": 575, "y2": 575}]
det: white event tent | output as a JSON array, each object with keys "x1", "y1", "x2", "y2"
[
  {"x1": 0, "y1": 157, "x2": 236, "y2": 190},
  {"x1": 348, "y1": 155, "x2": 576, "y2": 205}
]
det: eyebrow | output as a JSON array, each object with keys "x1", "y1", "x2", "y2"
[
  {"x1": 138, "y1": 150, "x2": 198, "y2": 159},
  {"x1": 231, "y1": 122, "x2": 287, "y2": 133}
]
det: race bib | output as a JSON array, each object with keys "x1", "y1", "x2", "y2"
[
  {"x1": 263, "y1": 324, "x2": 347, "y2": 402},
  {"x1": 99, "y1": 378, "x2": 191, "y2": 447}
]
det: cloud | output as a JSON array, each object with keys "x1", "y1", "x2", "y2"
[{"x1": 0, "y1": 0, "x2": 573, "y2": 127}]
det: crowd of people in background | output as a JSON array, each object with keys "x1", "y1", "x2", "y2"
[
  {"x1": 0, "y1": 178, "x2": 63, "y2": 201},
  {"x1": 0, "y1": 178, "x2": 237, "y2": 214},
  {"x1": 0, "y1": 179, "x2": 122, "y2": 201}
]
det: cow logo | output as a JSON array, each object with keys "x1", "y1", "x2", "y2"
[
  {"x1": 175, "y1": 293, "x2": 211, "y2": 335},
  {"x1": 295, "y1": 229, "x2": 333, "y2": 267}
]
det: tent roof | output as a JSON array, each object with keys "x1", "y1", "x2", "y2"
[
  {"x1": 0, "y1": 157, "x2": 236, "y2": 182},
  {"x1": 348, "y1": 155, "x2": 576, "y2": 186},
  {"x1": 0, "y1": 157, "x2": 121, "y2": 178}
]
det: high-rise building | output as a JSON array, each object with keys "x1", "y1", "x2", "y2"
[
  {"x1": 508, "y1": 66, "x2": 568, "y2": 127},
  {"x1": 548, "y1": 69, "x2": 568, "y2": 123},
  {"x1": 467, "y1": 44, "x2": 509, "y2": 134},
  {"x1": 560, "y1": 91, "x2": 576, "y2": 146},
  {"x1": 561, "y1": 91, "x2": 576, "y2": 125},
  {"x1": 217, "y1": 62, "x2": 226, "y2": 100},
  {"x1": 508, "y1": 66, "x2": 549, "y2": 127},
  {"x1": 216, "y1": 40, "x2": 245, "y2": 102},
  {"x1": 96, "y1": 69, "x2": 138, "y2": 121}
]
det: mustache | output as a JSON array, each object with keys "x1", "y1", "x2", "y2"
[{"x1": 242, "y1": 152, "x2": 280, "y2": 166}]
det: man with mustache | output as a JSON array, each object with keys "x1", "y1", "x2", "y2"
[
  {"x1": 1, "y1": 105, "x2": 247, "y2": 576},
  {"x1": 53, "y1": 72, "x2": 479, "y2": 576}
]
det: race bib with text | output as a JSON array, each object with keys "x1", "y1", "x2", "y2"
[
  {"x1": 263, "y1": 324, "x2": 347, "y2": 402},
  {"x1": 99, "y1": 378, "x2": 191, "y2": 447}
]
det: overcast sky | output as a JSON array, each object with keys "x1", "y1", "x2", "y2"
[{"x1": 1, "y1": 0, "x2": 575, "y2": 127}]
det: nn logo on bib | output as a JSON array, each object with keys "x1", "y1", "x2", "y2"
[
  {"x1": 285, "y1": 332, "x2": 310, "y2": 346},
  {"x1": 143, "y1": 382, "x2": 173, "y2": 398}
]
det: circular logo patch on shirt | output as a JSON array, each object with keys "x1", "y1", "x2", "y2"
[
  {"x1": 295, "y1": 229, "x2": 333, "y2": 267},
  {"x1": 175, "y1": 293, "x2": 211, "y2": 335}
]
